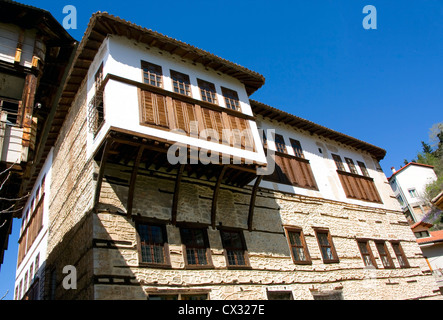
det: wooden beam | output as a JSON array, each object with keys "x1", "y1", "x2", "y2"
[
  {"x1": 247, "y1": 176, "x2": 263, "y2": 231},
  {"x1": 211, "y1": 165, "x2": 228, "y2": 229},
  {"x1": 171, "y1": 164, "x2": 185, "y2": 225},
  {"x1": 126, "y1": 146, "x2": 144, "y2": 217},
  {"x1": 94, "y1": 137, "x2": 113, "y2": 211}
]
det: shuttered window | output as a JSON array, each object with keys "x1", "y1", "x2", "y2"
[
  {"x1": 274, "y1": 134, "x2": 287, "y2": 153},
  {"x1": 170, "y1": 70, "x2": 192, "y2": 96},
  {"x1": 142, "y1": 61, "x2": 163, "y2": 87},
  {"x1": 264, "y1": 136, "x2": 318, "y2": 190},
  {"x1": 221, "y1": 87, "x2": 241, "y2": 111},
  {"x1": 290, "y1": 139, "x2": 304, "y2": 158},
  {"x1": 138, "y1": 88, "x2": 255, "y2": 151},
  {"x1": 315, "y1": 229, "x2": 339, "y2": 263},
  {"x1": 357, "y1": 161, "x2": 370, "y2": 177},
  {"x1": 197, "y1": 79, "x2": 217, "y2": 104},
  {"x1": 357, "y1": 240, "x2": 377, "y2": 268},
  {"x1": 220, "y1": 229, "x2": 250, "y2": 268},
  {"x1": 391, "y1": 242, "x2": 409, "y2": 268},
  {"x1": 345, "y1": 157, "x2": 358, "y2": 174},
  {"x1": 332, "y1": 154, "x2": 345, "y2": 171},
  {"x1": 136, "y1": 222, "x2": 170, "y2": 266},
  {"x1": 139, "y1": 90, "x2": 169, "y2": 128},
  {"x1": 375, "y1": 241, "x2": 395, "y2": 269},
  {"x1": 285, "y1": 228, "x2": 311, "y2": 264}
]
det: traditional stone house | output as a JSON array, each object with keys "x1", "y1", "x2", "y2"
[{"x1": 14, "y1": 11, "x2": 441, "y2": 300}]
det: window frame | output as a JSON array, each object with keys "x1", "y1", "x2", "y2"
[
  {"x1": 375, "y1": 240, "x2": 395, "y2": 269},
  {"x1": 273, "y1": 133, "x2": 287, "y2": 154},
  {"x1": 314, "y1": 228, "x2": 339, "y2": 264},
  {"x1": 179, "y1": 226, "x2": 214, "y2": 269},
  {"x1": 357, "y1": 161, "x2": 370, "y2": 177},
  {"x1": 289, "y1": 138, "x2": 305, "y2": 159},
  {"x1": 141, "y1": 60, "x2": 163, "y2": 88},
  {"x1": 170, "y1": 69, "x2": 192, "y2": 97},
  {"x1": 345, "y1": 157, "x2": 358, "y2": 175},
  {"x1": 221, "y1": 86, "x2": 241, "y2": 111},
  {"x1": 219, "y1": 228, "x2": 251, "y2": 269},
  {"x1": 135, "y1": 220, "x2": 171, "y2": 268},
  {"x1": 332, "y1": 154, "x2": 346, "y2": 171},
  {"x1": 390, "y1": 241, "x2": 410, "y2": 268},
  {"x1": 356, "y1": 239, "x2": 377, "y2": 268},
  {"x1": 197, "y1": 78, "x2": 218, "y2": 104},
  {"x1": 284, "y1": 227, "x2": 312, "y2": 265}
]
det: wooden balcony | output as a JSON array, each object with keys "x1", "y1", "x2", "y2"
[{"x1": 336, "y1": 170, "x2": 382, "y2": 203}]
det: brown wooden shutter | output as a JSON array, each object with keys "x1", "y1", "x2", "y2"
[{"x1": 140, "y1": 91, "x2": 169, "y2": 128}]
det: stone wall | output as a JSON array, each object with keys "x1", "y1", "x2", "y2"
[
  {"x1": 45, "y1": 80, "x2": 95, "y2": 299},
  {"x1": 93, "y1": 162, "x2": 441, "y2": 300}
]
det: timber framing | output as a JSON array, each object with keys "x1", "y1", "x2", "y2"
[{"x1": 93, "y1": 130, "x2": 263, "y2": 228}]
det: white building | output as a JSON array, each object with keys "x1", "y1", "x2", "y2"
[
  {"x1": 12, "y1": 11, "x2": 441, "y2": 300},
  {"x1": 388, "y1": 162, "x2": 438, "y2": 224}
]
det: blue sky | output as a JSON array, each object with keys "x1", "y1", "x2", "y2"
[{"x1": 1, "y1": 0, "x2": 442, "y2": 299}]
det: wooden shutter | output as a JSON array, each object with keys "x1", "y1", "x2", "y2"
[
  {"x1": 201, "y1": 108, "x2": 223, "y2": 142},
  {"x1": 140, "y1": 90, "x2": 169, "y2": 128}
]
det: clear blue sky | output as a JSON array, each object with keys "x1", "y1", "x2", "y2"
[{"x1": 1, "y1": 0, "x2": 442, "y2": 299}]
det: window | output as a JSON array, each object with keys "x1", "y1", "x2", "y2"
[
  {"x1": 0, "y1": 98, "x2": 20, "y2": 125},
  {"x1": 180, "y1": 227, "x2": 212, "y2": 268},
  {"x1": 357, "y1": 161, "x2": 370, "y2": 177},
  {"x1": 332, "y1": 154, "x2": 345, "y2": 171},
  {"x1": 285, "y1": 228, "x2": 311, "y2": 264},
  {"x1": 221, "y1": 87, "x2": 241, "y2": 111},
  {"x1": 88, "y1": 63, "x2": 104, "y2": 136},
  {"x1": 171, "y1": 70, "x2": 191, "y2": 96},
  {"x1": 408, "y1": 188, "x2": 417, "y2": 198},
  {"x1": 290, "y1": 139, "x2": 304, "y2": 159},
  {"x1": 345, "y1": 158, "x2": 358, "y2": 174},
  {"x1": 414, "y1": 231, "x2": 430, "y2": 239},
  {"x1": 136, "y1": 222, "x2": 170, "y2": 266},
  {"x1": 274, "y1": 134, "x2": 287, "y2": 154},
  {"x1": 396, "y1": 195, "x2": 405, "y2": 206},
  {"x1": 315, "y1": 229, "x2": 339, "y2": 263},
  {"x1": 391, "y1": 242, "x2": 409, "y2": 268},
  {"x1": 357, "y1": 240, "x2": 377, "y2": 268},
  {"x1": 267, "y1": 291, "x2": 294, "y2": 300},
  {"x1": 142, "y1": 61, "x2": 163, "y2": 87},
  {"x1": 220, "y1": 229, "x2": 249, "y2": 268},
  {"x1": 375, "y1": 241, "x2": 395, "y2": 269},
  {"x1": 197, "y1": 79, "x2": 217, "y2": 104}
]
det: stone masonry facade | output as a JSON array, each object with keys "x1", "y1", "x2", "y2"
[{"x1": 43, "y1": 76, "x2": 440, "y2": 301}]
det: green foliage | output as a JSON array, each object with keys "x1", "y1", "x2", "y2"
[{"x1": 409, "y1": 122, "x2": 443, "y2": 229}]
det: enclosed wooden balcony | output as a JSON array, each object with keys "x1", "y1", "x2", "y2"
[{"x1": 336, "y1": 170, "x2": 382, "y2": 203}]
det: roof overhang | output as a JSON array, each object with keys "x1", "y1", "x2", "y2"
[{"x1": 250, "y1": 99, "x2": 387, "y2": 161}]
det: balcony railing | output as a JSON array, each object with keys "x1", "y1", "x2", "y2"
[{"x1": 336, "y1": 170, "x2": 382, "y2": 203}]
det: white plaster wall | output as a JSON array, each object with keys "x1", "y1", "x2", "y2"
[
  {"x1": 421, "y1": 242, "x2": 443, "y2": 271},
  {"x1": 393, "y1": 165, "x2": 437, "y2": 207},
  {"x1": 0, "y1": 23, "x2": 36, "y2": 68},
  {"x1": 257, "y1": 116, "x2": 400, "y2": 211},
  {"x1": 85, "y1": 35, "x2": 266, "y2": 164},
  {"x1": 14, "y1": 148, "x2": 53, "y2": 299}
]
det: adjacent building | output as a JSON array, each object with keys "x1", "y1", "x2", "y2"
[
  {"x1": 13, "y1": 10, "x2": 441, "y2": 300},
  {"x1": 388, "y1": 162, "x2": 438, "y2": 224},
  {"x1": 0, "y1": 0, "x2": 75, "y2": 270},
  {"x1": 411, "y1": 221, "x2": 443, "y2": 293}
]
